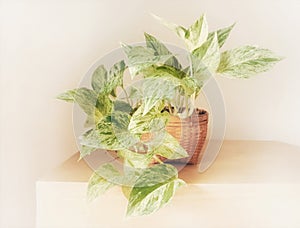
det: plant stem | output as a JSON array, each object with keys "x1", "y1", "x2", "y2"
[
  {"x1": 121, "y1": 86, "x2": 131, "y2": 106},
  {"x1": 153, "y1": 155, "x2": 163, "y2": 164}
]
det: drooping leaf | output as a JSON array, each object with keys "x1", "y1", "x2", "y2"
[
  {"x1": 122, "y1": 44, "x2": 173, "y2": 77},
  {"x1": 192, "y1": 32, "x2": 220, "y2": 73},
  {"x1": 147, "y1": 131, "x2": 188, "y2": 159},
  {"x1": 118, "y1": 149, "x2": 152, "y2": 169},
  {"x1": 207, "y1": 23, "x2": 235, "y2": 48},
  {"x1": 126, "y1": 164, "x2": 185, "y2": 216},
  {"x1": 87, "y1": 163, "x2": 121, "y2": 202},
  {"x1": 144, "y1": 33, "x2": 181, "y2": 69},
  {"x1": 217, "y1": 45, "x2": 282, "y2": 78},
  {"x1": 80, "y1": 145, "x2": 97, "y2": 159}
]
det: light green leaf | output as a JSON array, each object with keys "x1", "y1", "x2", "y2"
[
  {"x1": 128, "y1": 102, "x2": 168, "y2": 134},
  {"x1": 185, "y1": 14, "x2": 208, "y2": 51},
  {"x1": 144, "y1": 33, "x2": 181, "y2": 69},
  {"x1": 106, "y1": 60, "x2": 126, "y2": 94},
  {"x1": 192, "y1": 32, "x2": 220, "y2": 73},
  {"x1": 207, "y1": 23, "x2": 235, "y2": 48},
  {"x1": 91, "y1": 65, "x2": 108, "y2": 93},
  {"x1": 118, "y1": 149, "x2": 152, "y2": 169},
  {"x1": 80, "y1": 122, "x2": 121, "y2": 151},
  {"x1": 80, "y1": 145, "x2": 96, "y2": 159},
  {"x1": 142, "y1": 77, "x2": 181, "y2": 115},
  {"x1": 87, "y1": 163, "x2": 121, "y2": 202},
  {"x1": 122, "y1": 44, "x2": 173, "y2": 77},
  {"x1": 56, "y1": 89, "x2": 77, "y2": 102},
  {"x1": 91, "y1": 61, "x2": 126, "y2": 95},
  {"x1": 126, "y1": 164, "x2": 185, "y2": 216},
  {"x1": 151, "y1": 14, "x2": 187, "y2": 39},
  {"x1": 113, "y1": 100, "x2": 133, "y2": 113},
  {"x1": 73, "y1": 88, "x2": 98, "y2": 115},
  {"x1": 217, "y1": 45, "x2": 282, "y2": 78},
  {"x1": 140, "y1": 64, "x2": 186, "y2": 79},
  {"x1": 153, "y1": 14, "x2": 208, "y2": 51},
  {"x1": 187, "y1": 54, "x2": 212, "y2": 89},
  {"x1": 147, "y1": 131, "x2": 188, "y2": 159}
]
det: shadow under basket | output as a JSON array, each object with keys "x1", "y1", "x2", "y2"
[{"x1": 166, "y1": 109, "x2": 209, "y2": 165}]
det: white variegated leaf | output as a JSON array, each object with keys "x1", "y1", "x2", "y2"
[
  {"x1": 126, "y1": 164, "x2": 185, "y2": 216},
  {"x1": 217, "y1": 45, "x2": 282, "y2": 78},
  {"x1": 207, "y1": 23, "x2": 235, "y2": 48},
  {"x1": 87, "y1": 163, "x2": 121, "y2": 202},
  {"x1": 192, "y1": 32, "x2": 220, "y2": 73},
  {"x1": 122, "y1": 44, "x2": 173, "y2": 77}
]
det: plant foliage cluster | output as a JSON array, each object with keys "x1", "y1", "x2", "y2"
[{"x1": 58, "y1": 14, "x2": 281, "y2": 216}]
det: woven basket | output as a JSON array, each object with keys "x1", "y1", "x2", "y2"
[
  {"x1": 108, "y1": 109, "x2": 208, "y2": 165},
  {"x1": 165, "y1": 109, "x2": 208, "y2": 165}
]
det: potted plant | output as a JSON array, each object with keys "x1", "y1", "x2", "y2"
[{"x1": 58, "y1": 14, "x2": 281, "y2": 216}]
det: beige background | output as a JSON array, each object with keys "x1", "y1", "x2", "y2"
[{"x1": 1, "y1": 0, "x2": 299, "y2": 227}]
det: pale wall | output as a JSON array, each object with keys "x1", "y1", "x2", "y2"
[{"x1": 1, "y1": 0, "x2": 299, "y2": 227}]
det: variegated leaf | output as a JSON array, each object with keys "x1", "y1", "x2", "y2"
[
  {"x1": 144, "y1": 32, "x2": 181, "y2": 69},
  {"x1": 87, "y1": 163, "x2": 121, "y2": 202},
  {"x1": 207, "y1": 23, "x2": 235, "y2": 48},
  {"x1": 122, "y1": 44, "x2": 172, "y2": 77},
  {"x1": 126, "y1": 164, "x2": 185, "y2": 216},
  {"x1": 217, "y1": 45, "x2": 282, "y2": 78},
  {"x1": 192, "y1": 32, "x2": 220, "y2": 73}
]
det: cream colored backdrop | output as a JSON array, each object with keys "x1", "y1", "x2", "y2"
[{"x1": 1, "y1": 0, "x2": 299, "y2": 227}]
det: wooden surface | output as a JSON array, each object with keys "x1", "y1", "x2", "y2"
[{"x1": 36, "y1": 141, "x2": 300, "y2": 228}]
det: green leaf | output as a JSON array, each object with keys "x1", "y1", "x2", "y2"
[
  {"x1": 118, "y1": 149, "x2": 152, "y2": 169},
  {"x1": 185, "y1": 14, "x2": 208, "y2": 51},
  {"x1": 153, "y1": 14, "x2": 208, "y2": 51},
  {"x1": 217, "y1": 45, "x2": 282, "y2": 78},
  {"x1": 56, "y1": 89, "x2": 77, "y2": 102},
  {"x1": 142, "y1": 77, "x2": 181, "y2": 115},
  {"x1": 80, "y1": 123, "x2": 121, "y2": 151},
  {"x1": 147, "y1": 131, "x2": 188, "y2": 159},
  {"x1": 128, "y1": 102, "x2": 168, "y2": 134},
  {"x1": 187, "y1": 54, "x2": 212, "y2": 89},
  {"x1": 144, "y1": 33, "x2": 181, "y2": 69},
  {"x1": 151, "y1": 14, "x2": 187, "y2": 40},
  {"x1": 126, "y1": 164, "x2": 185, "y2": 216},
  {"x1": 91, "y1": 61, "x2": 126, "y2": 95},
  {"x1": 140, "y1": 64, "x2": 186, "y2": 79},
  {"x1": 113, "y1": 100, "x2": 133, "y2": 113},
  {"x1": 80, "y1": 111, "x2": 139, "y2": 150},
  {"x1": 91, "y1": 65, "x2": 108, "y2": 93},
  {"x1": 73, "y1": 88, "x2": 98, "y2": 115},
  {"x1": 80, "y1": 145, "x2": 96, "y2": 158},
  {"x1": 107, "y1": 60, "x2": 126, "y2": 93},
  {"x1": 192, "y1": 32, "x2": 220, "y2": 73},
  {"x1": 87, "y1": 163, "x2": 121, "y2": 202},
  {"x1": 122, "y1": 44, "x2": 173, "y2": 77},
  {"x1": 207, "y1": 23, "x2": 235, "y2": 48}
]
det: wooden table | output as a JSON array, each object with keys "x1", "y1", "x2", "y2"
[{"x1": 36, "y1": 141, "x2": 300, "y2": 228}]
